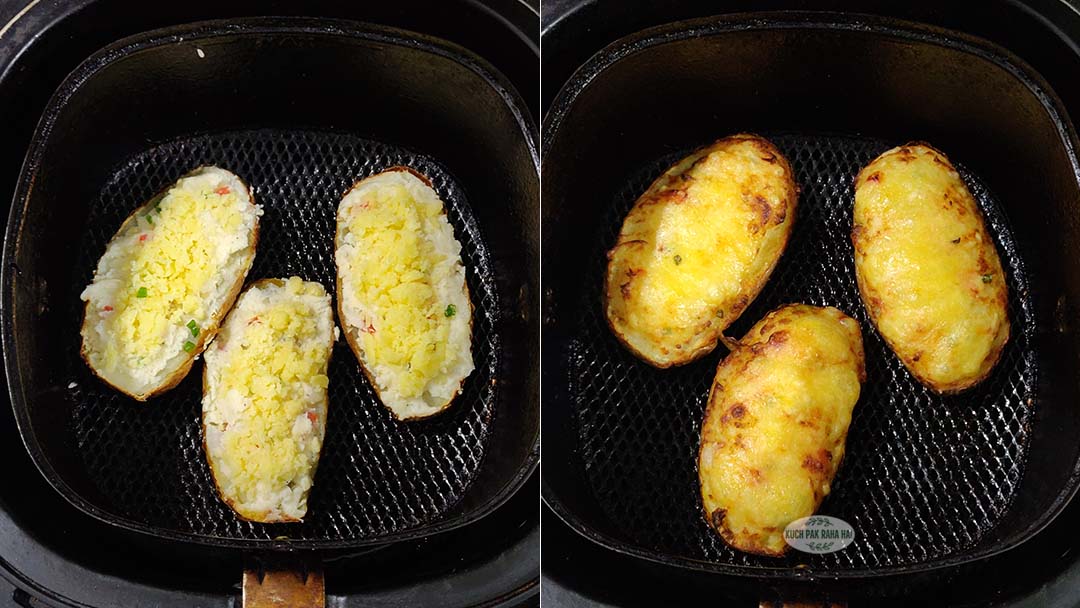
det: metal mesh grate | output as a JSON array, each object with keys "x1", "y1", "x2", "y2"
[
  {"x1": 66, "y1": 129, "x2": 500, "y2": 543},
  {"x1": 568, "y1": 134, "x2": 1035, "y2": 570}
]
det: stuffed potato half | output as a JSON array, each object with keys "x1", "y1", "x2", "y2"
[
  {"x1": 79, "y1": 166, "x2": 261, "y2": 400},
  {"x1": 698, "y1": 304, "x2": 865, "y2": 556},
  {"x1": 604, "y1": 134, "x2": 798, "y2": 367},
  {"x1": 335, "y1": 167, "x2": 474, "y2": 421},
  {"x1": 853, "y1": 143, "x2": 1009, "y2": 393},
  {"x1": 202, "y1": 277, "x2": 335, "y2": 523}
]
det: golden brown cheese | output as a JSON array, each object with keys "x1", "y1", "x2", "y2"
[
  {"x1": 698, "y1": 304, "x2": 865, "y2": 556},
  {"x1": 604, "y1": 134, "x2": 797, "y2": 367},
  {"x1": 853, "y1": 143, "x2": 1009, "y2": 393}
]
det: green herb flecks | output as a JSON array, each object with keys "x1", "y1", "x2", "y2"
[
  {"x1": 136, "y1": 287, "x2": 148, "y2": 298},
  {"x1": 982, "y1": 273, "x2": 993, "y2": 284},
  {"x1": 445, "y1": 304, "x2": 457, "y2": 318},
  {"x1": 673, "y1": 254, "x2": 683, "y2": 265}
]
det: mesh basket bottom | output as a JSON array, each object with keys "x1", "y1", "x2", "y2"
[
  {"x1": 66, "y1": 129, "x2": 501, "y2": 544},
  {"x1": 569, "y1": 133, "x2": 1034, "y2": 570}
]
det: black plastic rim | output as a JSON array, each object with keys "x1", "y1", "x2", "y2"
[
  {"x1": 3, "y1": 16, "x2": 539, "y2": 552},
  {"x1": 541, "y1": 11, "x2": 1080, "y2": 580}
]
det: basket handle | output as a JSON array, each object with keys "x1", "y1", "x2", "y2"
[{"x1": 243, "y1": 563, "x2": 325, "y2": 608}]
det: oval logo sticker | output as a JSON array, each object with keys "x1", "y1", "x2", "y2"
[{"x1": 784, "y1": 516, "x2": 855, "y2": 554}]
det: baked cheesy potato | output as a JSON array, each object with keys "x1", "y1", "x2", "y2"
[
  {"x1": 604, "y1": 134, "x2": 798, "y2": 367},
  {"x1": 202, "y1": 277, "x2": 335, "y2": 523},
  {"x1": 699, "y1": 304, "x2": 865, "y2": 556},
  {"x1": 853, "y1": 143, "x2": 1009, "y2": 393},
  {"x1": 335, "y1": 167, "x2": 474, "y2": 420},
  {"x1": 80, "y1": 166, "x2": 261, "y2": 400}
]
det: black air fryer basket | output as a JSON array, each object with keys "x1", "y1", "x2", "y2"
[
  {"x1": 3, "y1": 16, "x2": 539, "y2": 556},
  {"x1": 542, "y1": 12, "x2": 1080, "y2": 579}
]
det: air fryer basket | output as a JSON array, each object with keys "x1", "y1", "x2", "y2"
[
  {"x1": 3, "y1": 18, "x2": 539, "y2": 550},
  {"x1": 541, "y1": 13, "x2": 1080, "y2": 578}
]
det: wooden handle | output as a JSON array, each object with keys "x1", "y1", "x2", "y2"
[{"x1": 243, "y1": 566, "x2": 325, "y2": 608}]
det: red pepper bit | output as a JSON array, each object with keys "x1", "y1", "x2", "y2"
[
  {"x1": 102, "y1": 305, "x2": 114, "y2": 312},
  {"x1": 306, "y1": 411, "x2": 318, "y2": 423},
  {"x1": 248, "y1": 316, "x2": 260, "y2": 325},
  {"x1": 215, "y1": 186, "x2": 231, "y2": 195},
  {"x1": 361, "y1": 322, "x2": 376, "y2": 334},
  {"x1": 138, "y1": 234, "x2": 148, "y2": 243}
]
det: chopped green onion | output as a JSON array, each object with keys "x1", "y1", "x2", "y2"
[
  {"x1": 445, "y1": 304, "x2": 457, "y2": 318},
  {"x1": 144, "y1": 213, "x2": 154, "y2": 226},
  {"x1": 673, "y1": 254, "x2": 683, "y2": 265},
  {"x1": 183, "y1": 340, "x2": 196, "y2": 353},
  {"x1": 136, "y1": 287, "x2": 148, "y2": 298},
  {"x1": 187, "y1": 319, "x2": 199, "y2": 337},
  {"x1": 982, "y1": 273, "x2": 993, "y2": 284}
]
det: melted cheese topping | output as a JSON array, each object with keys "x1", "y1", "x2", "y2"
[
  {"x1": 605, "y1": 135, "x2": 796, "y2": 367},
  {"x1": 336, "y1": 169, "x2": 473, "y2": 419},
  {"x1": 203, "y1": 277, "x2": 334, "y2": 522},
  {"x1": 80, "y1": 167, "x2": 261, "y2": 397},
  {"x1": 699, "y1": 304, "x2": 865, "y2": 556}
]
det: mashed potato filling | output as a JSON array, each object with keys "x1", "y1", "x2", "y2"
[
  {"x1": 336, "y1": 169, "x2": 473, "y2": 419},
  {"x1": 80, "y1": 167, "x2": 261, "y2": 396},
  {"x1": 203, "y1": 277, "x2": 334, "y2": 522}
]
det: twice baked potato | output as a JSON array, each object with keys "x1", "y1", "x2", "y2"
[
  {"x1": 853, "y1": 143, "x2": 1009, "y2": 393},
  {"x1": 698, "y1": 304, "x2": 865, "y2": 556},
  {"x1": 604, "y1": 134, "x2": 798, "y2": 367},
  {"x1": 80, "y1": 166, "x2": 261, "y2": 400},
  {"x1": 202, "y1": 277, "x2": 335, "y2": 523},
  {"x1": 335, "y1": 167, "x2": 474, "y2": 420}
]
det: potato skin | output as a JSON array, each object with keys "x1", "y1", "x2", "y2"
[
  {"x1": 79, "y1": 166, "x2": 259, "y2": 401},
  {"x1": 334, "y1": 166, "x2": 474, "y2": 421},
  {"x1": 698, "y1": 304, "x2": 865, "y2": 556},
  {"x1": 604, "y1": 134, "x2": 797, "y2": 367},
  {"x1": 853, "y1": 143, "x2": 1009, "y2": 393}
]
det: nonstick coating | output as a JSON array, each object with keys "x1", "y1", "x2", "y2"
[
  {"x1": 570, "y1": 133, "x2": 1034, "y2": 571},
  {"x1": 67, "y1": 129, "x2": 498, "y2": 543}
]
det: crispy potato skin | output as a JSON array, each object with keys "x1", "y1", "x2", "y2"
[
  {"x1": 604, "y1": 134, "x2": 797, "y2": 367},
  {"x1": 698, "y1": 304, "x2": 865, "y2": 556},
  {"x1": 853, "y1": 144, "x2": 1009, "y2": 393}
]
